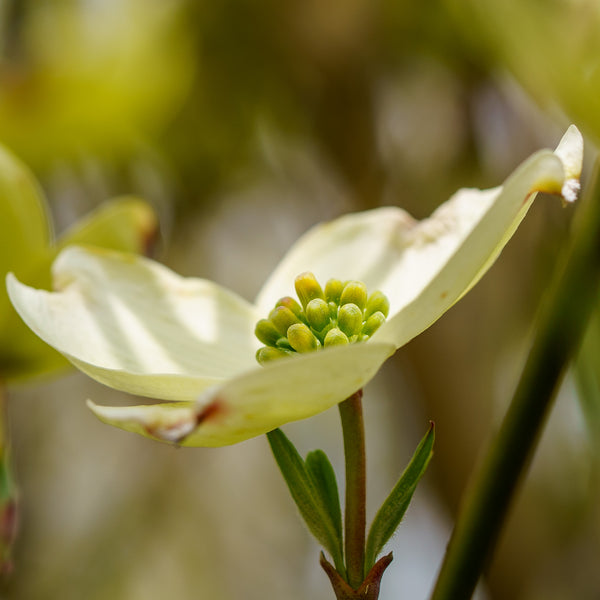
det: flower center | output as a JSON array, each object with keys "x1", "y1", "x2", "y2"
[{"x1": 255, "y1": 272, "x2": 389, "y2": 365}]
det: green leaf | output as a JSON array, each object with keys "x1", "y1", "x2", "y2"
[
  {"x1": 364, "y1": 422, "x2": 435, "y2": 571},
  {"x1": 267, "y1": 429, "x2": 345, "y2": 573},
  {"x1": 306, "y1": 449, "x2": 343, "y2": 545}
]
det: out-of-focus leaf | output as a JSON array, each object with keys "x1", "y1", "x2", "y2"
[
  {"x1": 56, "y1": 197, "x2": 158, "y2": 257},
  {"x1": 0, "y1": 144, "x2": 52, "y2": 313}
]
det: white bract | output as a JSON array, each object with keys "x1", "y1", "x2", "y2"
[{"x1": 7, "y1": 127, "x2": 583, "y2": 446}]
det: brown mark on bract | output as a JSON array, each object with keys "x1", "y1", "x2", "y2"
[
  {"x1": 195, "y1": 399, "x2": 226, "y2": 427},
  {"x1": 177, "y1": 400, "x2": 227, "y2": 445},
  {"x1": 144, "y1": 399, "x2": 227, "y2": 445}
]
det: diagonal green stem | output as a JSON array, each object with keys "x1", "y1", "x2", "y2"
[
  {"x1": 430, "y1": 160, "x2": 600, "y2": 600},
  {"x1": 338, "y1": 389, "x2": 366, "y2": 589}
]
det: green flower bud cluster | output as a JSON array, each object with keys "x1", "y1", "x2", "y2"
[{"x1": 255, "y1": 272, "x2": 390, "y2": 365}]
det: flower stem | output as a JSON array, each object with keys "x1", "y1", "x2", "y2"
[
  {"x1": 430, "y1": 159, "x2": 600, "y2": 600},
  {"x1": 338, "y1": 389, "x2": 366, "y2": 589}
]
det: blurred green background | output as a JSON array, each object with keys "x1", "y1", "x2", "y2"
[{"x1": 2, "y1": 0, "x2": 600, "y2": 598}]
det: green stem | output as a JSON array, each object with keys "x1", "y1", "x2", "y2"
[
  {"x1": 338, "y1": 389, "x2": 366, "y2": 589},
  {"x1": 431, "y1": 160, "x2": 600, "y2": 600}
]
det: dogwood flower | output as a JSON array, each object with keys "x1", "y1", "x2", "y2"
[{"x1": 7, "y1": 126, "x2": 582, "y2": 446}]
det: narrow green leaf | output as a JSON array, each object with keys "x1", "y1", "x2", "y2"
[
  {"x1": 365, "y1": 422, "x2": 435, "y2": 571},
  {"x1": 267, "y1": 429, "x2": 345, "y2": 571},
  {"x1": 306, "y1": 449, "x2": 343, "y2": 545}
]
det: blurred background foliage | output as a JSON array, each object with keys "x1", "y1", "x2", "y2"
[{"x1": 1, "y1": 0, "x2": 599, "y2": 598}]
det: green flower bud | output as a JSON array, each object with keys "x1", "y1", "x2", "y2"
[
  {"x1": 275, "y1": 337, "x2": 293, "y2": 351},
  {"x1": 328, "y1": 301, "x2": 338, "y2": 319},
  {"x1": 338, "y1": 303, "x2": 363, "y2": 337},
  {"x1": 295, "y1": 272, "x2": 324, "y2": 309},
  {"x1": 365, "y1": 290, "x2": 390, "y2": 319},
  {"x1": 324, "y1": 327, "x2": 349, "y2": 347},
  {"x1": 362, "y1": 311, "x2": 386, "y2": 337},
  {"x1": 340, "y1": 281, "x2": 368, "y2": 311},
  {"x1": 256, "y1": 346, "x2": 292, "y2": 365},
  {"x1": 325, "y1": 279, "x2": 344, "y2": 304},
  {"x1": 306, "y1": 298, "x2": 331, "y2": 331},
  {"x1": 254, "y1": 318, "x2": 282, "y2": 346},
  {"x1": 287, "y1": 323, "x2": 320, "y2": 353},
  {"x1": 269, "y1": 306, "x2": 301, "y2": 336},
  {"x1": 276, "y1": 296, "x2": 304, "y2": 319},
  {"x1": 255, "y1": 272, "x2": 389, "y2": 365}
]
